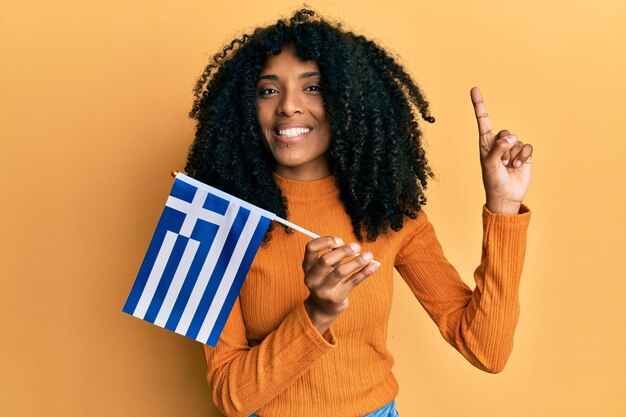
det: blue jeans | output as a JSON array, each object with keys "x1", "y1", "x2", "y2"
[{"x1": 249, "y1": 399, "x2": 399, "y2": 417}]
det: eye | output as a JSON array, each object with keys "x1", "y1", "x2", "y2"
[
  {"x1": 258, "y1": 88, "x2": 278, "y2": 97},
  {"x1": 305, "y1": 85, "x2": 322, "y2": 92}
]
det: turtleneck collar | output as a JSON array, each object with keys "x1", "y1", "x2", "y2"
[{"x1": 273, "y1": 172, "x2": 338, "y2": 200}]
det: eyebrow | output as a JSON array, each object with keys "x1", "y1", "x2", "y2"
[{"x1": 257, "y1": 71, "x2": 321, "y2": 81}]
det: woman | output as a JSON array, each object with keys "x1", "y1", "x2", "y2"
[{"x1": 186, "y1": 8, "x2": 533, "y2": 417}]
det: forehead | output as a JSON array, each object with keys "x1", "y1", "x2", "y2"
[{"x1": 259, "y1": 47, "x2": 320, "y2": 76}]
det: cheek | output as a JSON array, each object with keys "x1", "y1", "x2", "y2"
[
  {"x1": 311, "y1": 104, "x2": 328, "y2": 128},
  {"x1": 255, "y1": 102, "x2": 272, "y2": 128},
  {"x1": 255, "y1": 107, "x2": 271, "y2": 150},
  {"x1": 316, "y1": 110, "x2": 331, "y2": 137}
]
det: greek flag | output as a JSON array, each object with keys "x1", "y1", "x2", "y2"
[{"x1": 123, "y1": 173, "x2": 273, "y2": 346}]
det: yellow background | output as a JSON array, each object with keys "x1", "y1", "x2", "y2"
[{"x1": 1, "y1": 0, "x2": 625, "y2": 416}]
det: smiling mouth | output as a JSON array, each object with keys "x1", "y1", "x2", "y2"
[
  {"x1": 273, "y1": 127, "x2": 312, "y2": 144},
  {"x1": 276, "y1": 127, "x2": 311, "y2": 137}
]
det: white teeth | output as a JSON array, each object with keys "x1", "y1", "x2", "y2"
[{"x1": 277, "y1": 127, "x2": 310, "y2": 137}]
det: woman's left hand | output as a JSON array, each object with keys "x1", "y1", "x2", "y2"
[{"x1": 470, "y1": 86, "x2": 533, "y2": 214}]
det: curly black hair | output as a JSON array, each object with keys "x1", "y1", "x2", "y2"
[{"x1": 186, "y1": 8, "x2": 435, "y2": 242}]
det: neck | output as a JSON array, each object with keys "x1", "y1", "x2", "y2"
[{"x1": 273, "y1": 163, "x2": 331, "y2": 181}]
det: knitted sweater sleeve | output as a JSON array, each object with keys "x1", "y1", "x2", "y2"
[
  {"x1": 395, "y1": 205, "x2": 531, "y2": 373},
  {"x1": 201, "y1": 298, "x2": 336, "y2": 417}
]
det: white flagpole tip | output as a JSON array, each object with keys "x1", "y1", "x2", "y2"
[{"x1": 274, "y1": 217, "x2": 320, "y2": 239}]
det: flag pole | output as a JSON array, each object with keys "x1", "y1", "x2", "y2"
[
  {"x1": 272, "y1": 217, "x2": 320, "y2": 239},
  {"x1": 170, "y1": 170, "x2": 320, "y2": 240}
]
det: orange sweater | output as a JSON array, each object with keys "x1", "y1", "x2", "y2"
[{"x1": 202, "y1": 174, "x2": 530, "y2": 417}]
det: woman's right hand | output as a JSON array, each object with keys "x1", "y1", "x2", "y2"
[{"x1": 302, "y1": 236, "x2": 380, "y2": 335}]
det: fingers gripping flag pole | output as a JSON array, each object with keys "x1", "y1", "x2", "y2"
[{"x1": 123, "y1": 172, "x2": 318, "y2": 346}]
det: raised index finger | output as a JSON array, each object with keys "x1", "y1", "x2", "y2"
[{"x1": 470, "y1": 86, "x2": 493, "y2": 139}]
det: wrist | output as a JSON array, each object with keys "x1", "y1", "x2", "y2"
[
  {"x1": 485, "y1": 198, "x2": 522, "y2": 215},
  {"x1": 304, "y1": 297, "x2": 336, "y2": 335}
]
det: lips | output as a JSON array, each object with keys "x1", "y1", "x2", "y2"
[{"x1": 272, "y1": 124, "x2": 313, "y2": 145}]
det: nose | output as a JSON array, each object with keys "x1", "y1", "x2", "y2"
[{"x1": 277, "y1": 87, "x2": 304, "y2": 116}]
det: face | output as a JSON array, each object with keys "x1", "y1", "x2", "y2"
[{"x1": 256, "y1": 46, "x2": 332, "y2": 181}]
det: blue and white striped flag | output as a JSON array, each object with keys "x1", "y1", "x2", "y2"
[{"x1": 123, "y1": 173, "x2": 277, "y2": 346}]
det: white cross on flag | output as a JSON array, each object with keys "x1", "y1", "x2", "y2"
[{"x1": 123, "y1": 173, "x2": 280, "y2": 346}]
